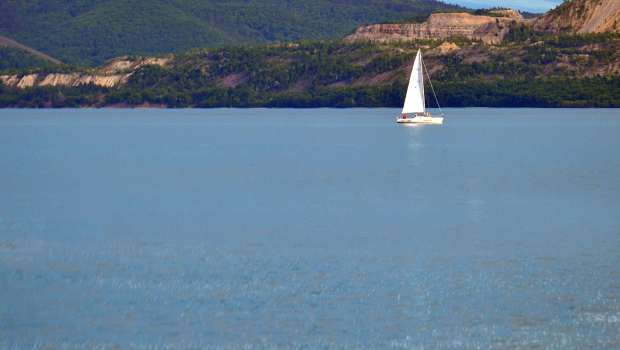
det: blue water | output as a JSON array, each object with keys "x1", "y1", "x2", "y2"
[{"x1": 1, "y1": 108, "x2": 619, "y2": 349}]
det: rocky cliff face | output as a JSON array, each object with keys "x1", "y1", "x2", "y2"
[
  {"x1": 531, "y1": 0, "x2": 620, "y2": 34},
  {"x1": 1, "y1": 72, "x2": 132, "y2": 89},
  {"x1": 39, "y1": 73, "x2": 132, "y2": 87},
  {"x1": 0, "y1": 56, "x2": 171, "y2": 89},
  {"x1": 343, "y1": 10, "x2": 525, "y2": 44},
  {"x1": 99, "y1": 56, "x2": 171, "y2": 74}
]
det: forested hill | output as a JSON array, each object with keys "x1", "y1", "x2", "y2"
[
  {"x1": 0, "y1": 0, "x2": 465, "y2": 67},
  {"x1": 3, "y1": 30, "x2": 620, "y2": 108}
]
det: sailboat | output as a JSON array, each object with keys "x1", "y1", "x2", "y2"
[{"x1": 397, "y1": 49, "x2": 443, "y2": 124}]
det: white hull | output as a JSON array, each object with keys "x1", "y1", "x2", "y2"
[{"x1": 397, "y1": 116, "x2": 443, "y2": 124}]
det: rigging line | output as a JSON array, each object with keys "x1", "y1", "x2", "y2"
[{"x1": 421, "y1": 55, "x2": 443, "y2": 116}]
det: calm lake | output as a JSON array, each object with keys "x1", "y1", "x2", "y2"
[{"x1": 1, "y1": 108, "x2": 619, "y2": 349}]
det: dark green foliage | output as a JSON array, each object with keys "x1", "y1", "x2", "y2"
[
  {"x1": 504, "y1": 22, "x2": 543, "y2": 43},
  {"x1": 433, "y1": 53, "x2": 544, "y2": 81},
  {"x1": 472, "y1": 8, "x2": 509, "y2": 17},
  {"x1": 266, "y1": 84, "x2": 406, "y2": 108},
  {"x1": 402, "y1": 35, "x2": 477, "y2": 49},
  {"x1": 368, "y1": 54, "x2": 408, "y2": 74},
  {"x1": 518, "y1": 11, "x2": 541, "y2": 19},
  {"x1": 435, "y1": 76, "x2": 620, "y2": 107},
  {"x1": 505, "y1": 23, "x2": 620, "y2": 45},
  {"x1": 550, "y1": 32, "x2": 620, "y2": 47},
  {"x1": 0, "y1": 83, "x2": 109, "y2": 108},
  {"x1": 0, "y1": 0, "x2": 465, "y2": 67},
  {"x1": 90, "y1": 74, "x2": 620, "y2": 108},
  {"x1": 0, "y1": 46, "x2": 53, "y2": 70},
  {"x1": 3, "y1": 32, "x2": 620, "y2": 109},
  {"x1": 128, "y1": 40, "x2": 403, "y2": 96},
  {"x1": 3, "y1": 74, "x2": 619, "y2": 109},
  {"x1": 383, "y1": 15, "x2": 430, "y2": 25}
]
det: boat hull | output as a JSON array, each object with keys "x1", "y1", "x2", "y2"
[{"x1": 397, "y1": 116, "x2": 443, "y2": 124}]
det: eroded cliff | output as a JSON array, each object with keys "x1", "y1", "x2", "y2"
[
  {"x1": 1, "y1": 56, "x2": 171, "y2": 89},
  {"x1": 531, "y1": 0, "x2": 620, "y2": 34},
  {"x1": 343, "y1": 10, "x2": 525, "y2": 44}
]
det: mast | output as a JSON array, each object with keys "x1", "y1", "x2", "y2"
[
  {"x1": 421, "y1": 53, "x2": 443, "y2": 117},
  {"x1": 421, "y1": 53, "x2": 425, "y2": 114}
]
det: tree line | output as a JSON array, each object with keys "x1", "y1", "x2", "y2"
[{"x1": 2, "y1": 31, "x2": 620, "y2": 108}]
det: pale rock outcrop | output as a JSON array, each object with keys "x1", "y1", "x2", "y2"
[
  {"x1": 2, "y1": 54, "x2": 165, "y2": 89},
  {"x1": 99, "y1": 56, "x2": 171, "y2": 74},
  {"x1": 39, "y1": 73, "x2": 81, "y2": 86},
  {"x1": 17, "y1": 74, "x2": 38, "y2": 88},
  {"x1": 39, "y1": 73, "x2": 132, "y2": 88},
  {"x1": 81, "y1": 74, "x2": 132, "y2": 87},
  {"x1": 429, "y1": 42, "x2": 460, "y2": 54},
  {"x1": 343, "y1": 11, "x2": 525, "y2": 44},
  {"x1": 0, "y1": 75, "x2": 20, "y2": 86},
  {"x1": 3, "y1": 72, "x2": 132, "y2": 89}
]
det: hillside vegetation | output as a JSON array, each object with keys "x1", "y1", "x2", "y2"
[
  {"x1": 0, "y1": 46, "x2": 54, "y2": 71},
  {"x1": 0, "y1": 0, "x2": 464, "y2": 67},
  {"x1": 2, "y1": 29, "x2": 620, "y2": 108}
]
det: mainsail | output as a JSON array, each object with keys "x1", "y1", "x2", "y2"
[{"x1": 401, "y1": 50, "x2": 425, "y2": 115}]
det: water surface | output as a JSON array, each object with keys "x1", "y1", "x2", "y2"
[{"x1": 1, "y1": 108, "x2": 619, "y2": 349}]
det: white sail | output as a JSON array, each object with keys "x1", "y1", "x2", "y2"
[{"x1": 401, "y1": 49, "x2": 425, "y2": 115}]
